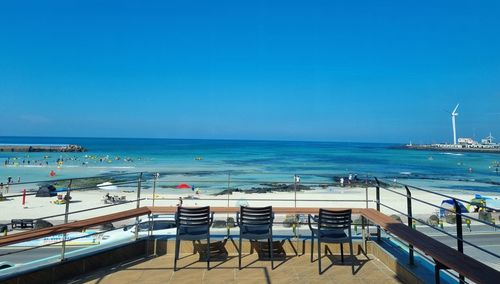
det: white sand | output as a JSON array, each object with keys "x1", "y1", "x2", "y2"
[{"x1": 1, "y1": 185, "x2": 496, "y2": 226}]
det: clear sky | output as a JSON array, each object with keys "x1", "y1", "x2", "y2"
[{"x1": 0, "y1": 1, "x2": 499, "y2": 143}]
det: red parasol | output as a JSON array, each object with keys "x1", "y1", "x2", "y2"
[{"x1": 176, "y1": 183, "x2": 191, "y2": 189}]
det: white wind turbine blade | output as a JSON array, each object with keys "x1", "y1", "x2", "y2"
[{"x1": 452, "y1": 103, "x2": 460, "y2": 115}]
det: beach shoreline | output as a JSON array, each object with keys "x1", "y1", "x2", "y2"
[{"x1": 1, "y1": 184, "x2": 497, "y2": 228}]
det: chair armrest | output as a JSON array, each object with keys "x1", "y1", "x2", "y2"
[
  {"x1": 308, "y1": 214, "x2": 318, "y2": 231},
  {"x1": 209, "y1": 212, "x2": 214, "y2": 226}
]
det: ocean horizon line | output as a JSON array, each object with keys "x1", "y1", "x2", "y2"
[{"x1": 0, "y1": 135, "x2": 402, "y2": 145}]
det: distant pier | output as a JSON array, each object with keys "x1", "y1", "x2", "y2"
[
  {"x1": 400, "y1": 144, "x2": 500, "y2": 154},
  {"x1": 0, "y1": 144, "x2": 86, "y2": 152}
]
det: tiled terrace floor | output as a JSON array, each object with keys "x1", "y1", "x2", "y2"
[{"x1": 67, "y1": 251, "x2": 402, "y2": 284}]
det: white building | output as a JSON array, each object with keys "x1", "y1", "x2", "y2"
[{"x1": 458, "y1": 138, "x2": 476, "y2": 145}]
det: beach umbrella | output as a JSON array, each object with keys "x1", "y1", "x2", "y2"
[
  {"x1": 176, "y1": 183, "x2": 191, "y2": 189},
  {"x1": 439, "y1": 199, "x2": 468, "y2": 218}
]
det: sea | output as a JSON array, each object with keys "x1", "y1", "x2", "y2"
[{"x1": 0, "y1": 137, "x2": 499, "y2": 194}]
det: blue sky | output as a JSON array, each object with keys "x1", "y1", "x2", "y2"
[{"x1": 0, "y1": 0, "x2": 499, "y2": 143}]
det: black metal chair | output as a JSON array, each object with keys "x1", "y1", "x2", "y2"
[
  {"x1": 308, "y1": 208, "x2": 353, "y2": 274},
  {"x1": 174, "y1": 206, "x2": 214, "y2": 271},
  {"x1": 236, "y1": 206, "x2": 274, "y2": 270}
]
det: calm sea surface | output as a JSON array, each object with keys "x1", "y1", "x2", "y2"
[{"x1": 0, "y1": 137, "x2": 498, "y2": 193}]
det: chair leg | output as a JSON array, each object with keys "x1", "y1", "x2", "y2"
[
  {"x1": 207, "y1": 236, "x2": 210, "y2": 270},
  {"x1": 349, "y1": 239, "x2": 354, "y2": 275},
  {"x1": 174, "y1": 239, "x2": 180, "y2": 271},
  {"x1": 269, "y1": 238, "x2": 274, "y2": 270},
  {"x1": 238, "y1": 237, "x2": 242, "y2": 270},
  {"x1": 318, "y1": 239, "x2": 322, "y2": 274},
  {"x1": 340, "y1": 242, "x2": 344, "y2": 263},
  {"x1": 310, "y1": 233, "x2": 314, "y2": 262}
]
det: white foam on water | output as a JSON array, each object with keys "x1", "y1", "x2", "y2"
[{"x1": 442, "y1": 152, "x2": 464, "y2": 156}]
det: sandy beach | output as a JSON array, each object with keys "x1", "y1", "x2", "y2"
[{"x1": 1, "y1": 185, "x2": 497, "y2": 227}]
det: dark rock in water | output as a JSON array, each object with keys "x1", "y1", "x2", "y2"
[
  {"x1": 213, "y1": 177, "x2": 390, "y2": 196},
  {"x1": 331, "y1": 176, "x2": 390, "y2": 188},
  {"x1": 0, "y1": 144, "x2": 86, "y2": 152},
  {"x1": 215, "y1": 188, "x2": 244, "y2": 195},
  {"x1": 214, "y1": 183, "x2": 313, "y2": 196}
]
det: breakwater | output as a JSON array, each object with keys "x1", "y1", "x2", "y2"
[
  {"x1": 0, "y1": 144, "x2": 86, "y2": 152},
  {"x1": 399, "y1": 144, "x2": 500, "y2": 154}
]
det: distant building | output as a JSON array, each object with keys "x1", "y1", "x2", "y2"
[
  {"x1": 481, "y1": 133, "x2": 495, "y2": 145},
  {"x1": 458, "y1": 138, "x2": 476, "y2": 145}
]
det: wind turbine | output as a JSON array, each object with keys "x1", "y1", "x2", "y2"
[
  {"x1": 486, "y1": 132, "x2": 495, "y2": 144},
  {"x1": 451, "y1": 104, "x2": 459, "y2": 145}
]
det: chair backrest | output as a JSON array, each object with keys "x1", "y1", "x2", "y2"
[
  {"x1": 176, "y1": 206, "x2": 211, "y2": 228},
  {"x1": 318, "y1": 209, "x2": 351, "y2": 230},
  {"x1": 239, "y1": 206, "x2": 273, "y2": 227}
]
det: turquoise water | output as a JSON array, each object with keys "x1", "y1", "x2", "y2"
[{"x1": 0, "y1": 137, "x2": 498, "y2": 193}]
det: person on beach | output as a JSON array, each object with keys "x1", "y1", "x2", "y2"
[
  {"x1": 177, "y1": 197, "x2": 183, "y2": 207},
  {"x1": 340, "y1": 177, "x2": 344, "y2": 187}
]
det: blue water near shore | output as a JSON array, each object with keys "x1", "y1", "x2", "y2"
[{"x1": 0, "y1": 136, "x2": 499, "y2": 193}]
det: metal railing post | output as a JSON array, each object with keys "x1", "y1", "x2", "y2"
[
  {"x1": 361, "y1": 216, "x2": 367, "y2": 252},
  {"x1": 147, "y1": 213, "x2": 153, "y2": 256},
  {"x1": 134, "y1": 173, "x2": 143, "y2": 241},
  {"x1": 136, "y1": 172, "x2": 143, "y2": 209},
  {"x1": 453, "y1": 199, "x2": 465, "y2": 283},
  {"x1": 60, "y1": 179, "x2": 73, "y2": 261},
  {"x1": 152, "y1": 173, "x2": 159, "y2": 207},
  {"x1": 365, "y1": 175, "x2": 369, "y2": 208},
  {"x1": 405, "y1": 186, "x2": 414, "y2": 266},
  {"x1": 227, "y1": 172, "x2": 231, "y2": 209},
  {"x1": 226, "y1": 171, "x2": 231, "y2": 234},
  {"x1": 294, "y1": 174, "x2": 297, "y2": 208},
  {"x1": 374, "y1": 177, "x2": 381, "y2": 241}
]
